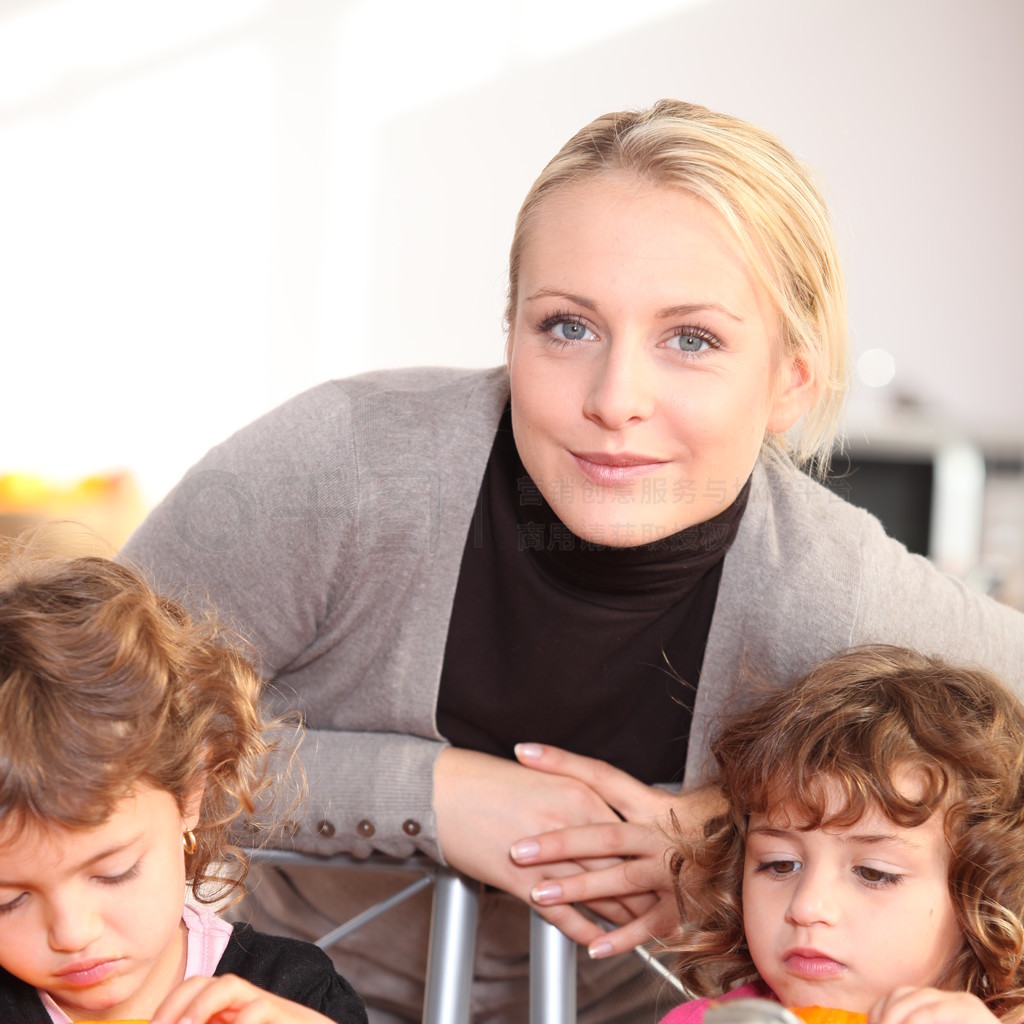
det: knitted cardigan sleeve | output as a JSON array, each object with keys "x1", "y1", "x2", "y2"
[{"x1": 122, "y1": 366, "x2": 509, "y2": 862}]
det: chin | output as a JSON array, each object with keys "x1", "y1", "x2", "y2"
[{"x1": 567, "y1": 515, "x2": 669, "y2": 547}]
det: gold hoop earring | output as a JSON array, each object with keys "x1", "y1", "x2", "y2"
[{"x1": 183, "y1": 829, "x2": 198, "y2": 856}]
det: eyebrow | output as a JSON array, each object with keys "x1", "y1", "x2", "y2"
[
  {"x1": 748, "y1": 826, "x2": 920, "y2": 848},
  {"x1": 524, "y1": 288, "x2": 745, "y2": 323}
]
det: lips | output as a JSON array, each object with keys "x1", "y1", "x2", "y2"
[
  {"x1": 783, "y1": 948, "x2": 846, "y2": 978},
  {"x1": 571, "y1": 450, "x2": 667, "y2": 486},
  {"x1": 54, "y1": 957, "x2": 120, "y2": 987}
]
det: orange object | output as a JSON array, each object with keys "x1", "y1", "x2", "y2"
[{"x1": 791, "y1": 1008, "x2": 867, "y2": 1024}]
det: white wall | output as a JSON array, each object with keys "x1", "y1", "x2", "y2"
[{"x1": 2, "y1": 0, "x2": 1022, "y2": 508}]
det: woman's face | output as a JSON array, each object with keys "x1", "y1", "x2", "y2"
[{"x1": 508, "y1": 171, "x2": 813, "y2": 546}]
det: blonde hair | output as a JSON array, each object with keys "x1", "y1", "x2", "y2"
[
  {"x1": 0, "y1": 552, "x2": 296, "y2": 904},
  {"x1": 505, "y1": 99, "x2": 848, "y2": 471},
  {"x1": 669, "y1": 645, "x2": 1024, "y2": 1021}
]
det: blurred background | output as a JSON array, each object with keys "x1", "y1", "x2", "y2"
[{"x1": 2, "y1": 0, "x2": 1022, "y2": 601}]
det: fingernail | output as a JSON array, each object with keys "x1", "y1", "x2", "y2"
[
  {"x1": 589, "y1": 941, "x2": 614, "y2": 959},
  {"x1": 515, "y1": 742, "x2": 543, "y2": 761},
  {"x1": 531, "y1": 881, "x2": 563, "y2": 903},
  {"x1": 510, "y1": 839, "x2": 540, "y2": 862}
]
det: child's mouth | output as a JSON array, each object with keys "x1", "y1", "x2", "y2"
[
  {"x1": 784, "y1": 950, "x2": 845, "y2": 978},
  {"x1": 54, "y1": 957, "x2": 121, "y2": 987}
]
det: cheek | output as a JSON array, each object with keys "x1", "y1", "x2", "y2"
[
  {"x1": 740, "y1": 868, "x2": 763, "y2": 930},
  {"x1": 509, "y1": 355, "x2": 566, "y2": 435}
]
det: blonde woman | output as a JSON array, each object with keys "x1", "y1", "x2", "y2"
[{"x1": 124, "y1": 100, "x2": 1024, "y2": 1022}]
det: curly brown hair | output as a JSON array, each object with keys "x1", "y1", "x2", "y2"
[
  {"x1": 669, "y1": 645, "x2": 1024, "y2": 1020},
  {"x1": 0, "y1": 552, "x2": 297, "y2": 904}
]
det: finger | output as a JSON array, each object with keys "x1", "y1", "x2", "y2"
[
  {"x1": 871, "y1": 986, "x2": 919, "y2": 1019},
  {"x1": 233, "y1": 999, "x2": 282, "y2": 1024},
  {"x1": 531, "y1": 899, "x2": 606, "y2": 946},
  {"x1": 156, "y1": 972, "x2": 259, "y2": 1024},
  {"x1": 528, "y1": 859, "x2": 669, "y2": 906},
  {"x1": 582, "y1": 896, "x2": 636, "y2": 925},
  {"x1": 515, "y1": 743, "x2": 654, "y2": 816},
  {"x1": 602, "y1": 888, "x2": 660, "y2": 918},
  {"x1": 511, "y1": 820, "x2": 655, "y2": 866},
  {"x1": 582, "y1": 888, "x2": 659, "y2": 925},
  {"x1": 585, "y1": 896, "x2": 681, "y2": 959},
  {"x1": 151, "y1": 974, "x2": 219, "y2": 1024},
  {"x1": 872, "y1": 989, "x2": 993, "y2": 1024}
]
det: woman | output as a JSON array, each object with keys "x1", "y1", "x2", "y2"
[{"x1": 123, "y1": 100, "x2": 1024, "y2": 1022}]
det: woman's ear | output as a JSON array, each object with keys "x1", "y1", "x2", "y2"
[{"x1": 767, "y1": 355, "x2": 817, "y2": 434}]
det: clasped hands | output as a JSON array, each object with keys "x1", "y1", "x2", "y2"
[{"x1": 434, "y1": 743, "x2": 719, "y2": 958}]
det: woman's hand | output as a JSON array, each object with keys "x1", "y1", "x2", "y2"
[
  {"x1": 434, "y1": 746, "x2": 634, "y2": 944},
  {"x1": 508, "y1": 742, "x2": 724, "y2": 958},
  {"x1": 150, "y1": 973, "x2": 335, "y2": 1024},
  {"x1": 869, "y1": 987, "x2": 999, "y2": 1024}
]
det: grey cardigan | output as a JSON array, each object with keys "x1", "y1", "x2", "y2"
[{"x1": 123, "y1": 366, "x2": 1024, "y2": 864}]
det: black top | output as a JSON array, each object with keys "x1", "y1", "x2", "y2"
[
  {"x1": 0, "y1": 922, "x2": 367, "y2": 1024},
  {"x1": 437, "y1": 406, "x2": 750, "y2": 785}
]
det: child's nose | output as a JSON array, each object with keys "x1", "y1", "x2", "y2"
[
  {"x1": 47, "y1": 897, "x2": 103, "y2": 952},
  {"x1": 785, "y1": 866, "x2": 840, "y2": 927}
]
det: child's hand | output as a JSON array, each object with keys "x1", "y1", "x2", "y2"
[
  {"x1": 150, "y1": 973, "x2": 335, "y2": 1024},
  {"x1": 870, "y1": 986, "x2": 999, "y2": 1024}
]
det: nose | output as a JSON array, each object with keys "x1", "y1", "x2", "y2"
[
  {"x1": 47, "y1": 894, "x2": 103, "y2": 952},
  {"x1": 785, "y1": 866, "x2": 840, "y2": 927},
  {"x1": 582, "y1": 339, "x2": 655, "y2": 430}
]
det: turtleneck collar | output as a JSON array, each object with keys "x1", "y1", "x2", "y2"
[{"x1": 497, "y1": 407, "x2": 751, "y2": 600}]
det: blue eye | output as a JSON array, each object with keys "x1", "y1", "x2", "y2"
[
  {"x1": 676, "y1": 333, "x2": 707, "y2": 352},
  {"x1": 557, "y1": 320, "x2": 589, "y2": 342},
  {"x1": 536, "y1": 312, "x2": 596, "y2": 346},
  {"x1": 549, "y1": 319, "x2": 595, "y2": 344},
  {"x1": 667, "y1": 329, "x2": 718, "y2": 354}
]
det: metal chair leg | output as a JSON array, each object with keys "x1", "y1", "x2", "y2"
[
  {"x1": 422, "y1": 868, "x2": 480, "y2": 1024},
  {"x1": 529, "y1": 911, "x2": 576, "y2": 1024}
]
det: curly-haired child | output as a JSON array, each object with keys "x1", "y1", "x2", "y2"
[
  {"x1": 0, "y1": 553, "x2": 367, "y2": 1024},
  {"x1": 660, "y1": 644, "x2": 1024, "y2": 1024}
]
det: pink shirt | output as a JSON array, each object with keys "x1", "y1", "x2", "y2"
[
  {"x1": 41, "y1": 902, "x2": 234, "y2": 1023},
  {"x1": 659, "y1": 982, "x2": 776, "y2": 1024}
]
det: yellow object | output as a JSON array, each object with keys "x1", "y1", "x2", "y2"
[
  {"x1": 791, "y1": 1007, "x2": 868, "y2": 1024},
  {"x1": 0, "y1": 471, "x2": 146, "y2": 551}
]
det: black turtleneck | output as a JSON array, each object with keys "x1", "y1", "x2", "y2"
[{"x1": 436, "y1": 406, "x2": 750, "y2": 785}]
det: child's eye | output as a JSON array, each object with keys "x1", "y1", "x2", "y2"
[
  {"x1": 97, "y1": 863, "x2": 141, "y2": 886},
  {"x1": 0, "y1": 892, "x2": 27, "y2": 915},
  {"x1": 854, "y1": 865, "x2": 903, "y2": 887},
  {"x1": 756, "y1": 859, "x2": 801, "y2": 877}
]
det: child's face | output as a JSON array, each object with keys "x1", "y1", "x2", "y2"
[
  {"x1": 741, "y1": 782, "x2": 963, "y2": 1014},
  {"x1": 0, "y1": 783, "x2": 198, "y2": 1020}
]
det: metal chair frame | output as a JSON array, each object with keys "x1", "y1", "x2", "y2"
[{"x1": 248, "y1": 849, "x2": 684, "y2": 1024}]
